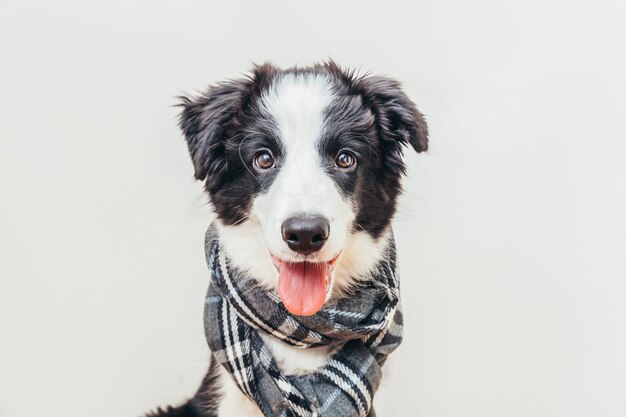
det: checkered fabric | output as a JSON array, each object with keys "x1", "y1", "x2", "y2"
[{"x1": 203, "y1": 225, "x2": 403, "y2": 417}]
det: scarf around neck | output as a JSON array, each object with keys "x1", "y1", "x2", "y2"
[{"x1": 203, "y1": 225, "x2": 403, "y2": 417}]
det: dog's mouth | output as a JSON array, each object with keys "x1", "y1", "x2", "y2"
[{"x1": 271, "y1": 253, "x2": 340, "y2": 316}]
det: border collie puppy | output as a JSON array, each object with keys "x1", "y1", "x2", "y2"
[{"x1": 148, "y1": 61, "x2": 428, "y2": 417}]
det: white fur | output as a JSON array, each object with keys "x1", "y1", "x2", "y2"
[
  {"x1": 212, "y1": 74, "x2": 391, "y2": 416},
  {"x1": 214, "y1": 332, "x2": 340, "y2": 417},
  {"x1": 214, "y1": 371, "x2": 263, "y2": 417},
  {"x1": 214, "y1": 331, "x2": 338, "y2": 417}
]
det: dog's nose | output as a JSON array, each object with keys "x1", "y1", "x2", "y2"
[{"x1": 281, "y1": 216, "x2": 329, "y2": 255}]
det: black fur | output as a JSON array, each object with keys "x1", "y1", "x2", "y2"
[{"x1": 144, "y1": 403, "x2": 199, "y2": 417}]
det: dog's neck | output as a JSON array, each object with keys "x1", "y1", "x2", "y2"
[{"x1": 214, "y1": 219, "x2": 392, "y2": 301}]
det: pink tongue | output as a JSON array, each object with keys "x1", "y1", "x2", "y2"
[{"x1": 278, "y1": 262, "x2": 330, "y2": 316}]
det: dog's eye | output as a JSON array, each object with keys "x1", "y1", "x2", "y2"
[
  {"x1": 335, "y1": 151, "x2": 356, "y2": 169},
  {"x1": 254, "y1": 151, "x2": 275, "y2": 170}
]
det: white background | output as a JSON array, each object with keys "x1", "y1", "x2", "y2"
[{"x1": 1, "y1": 1, "x2": 625, "y2": 416}]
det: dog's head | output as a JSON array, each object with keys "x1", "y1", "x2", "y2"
[{"x1": 179, "y1": 62, "x2": 427, "y2": 316}]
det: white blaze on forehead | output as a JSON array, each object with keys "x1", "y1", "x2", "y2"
[
  {"x1": 253, "y1": 73, "x2": 355, "y2": 263},
  {"x1": 261, "y1": 73, "x2": 334, "y2": 147},
  {"x1": 260, "y1": 73, "x2": 343, "y2": 218}
]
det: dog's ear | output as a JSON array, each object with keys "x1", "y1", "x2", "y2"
[
  {"x1": 177, "y1": 78, "x2": 250, "y2": 187},
  {"x1": 178, "y1": 64, "x2": 279, "y2": 188},
  {"x1": 357, "y1": 75, "x2": 428, "y2": 153}
]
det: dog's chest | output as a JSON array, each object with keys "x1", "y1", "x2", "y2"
[
  {"x1": 215, "y1": 334, "x2": 338, "y2": 417},
  {"x1": 259, "y1": 332, "x2": 337, "y2": 373}
]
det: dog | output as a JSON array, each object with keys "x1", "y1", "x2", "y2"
[{"x1": 147, "y1": 61, "x2": 428, "y2": 417}]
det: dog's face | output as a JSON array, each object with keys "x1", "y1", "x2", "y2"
[{"x1": 180, "y1": 62, "x2": 427, "y2": 315}]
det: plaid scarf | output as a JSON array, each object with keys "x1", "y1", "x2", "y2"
[{"x1": 203, "y1": 226, "x2": 403, "y2": 417}]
